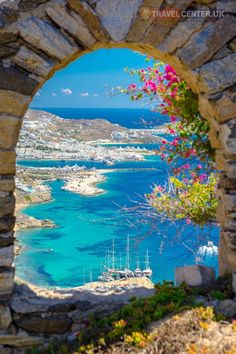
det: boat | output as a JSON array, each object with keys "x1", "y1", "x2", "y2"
[
  {"x1": 142, "y1": 250, "x2": 152, "y2": 278},
  {"x1": 134, "y1": 255, "x2": 142, "y2": 277}
]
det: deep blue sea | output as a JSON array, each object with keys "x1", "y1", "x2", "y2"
[
  {"x1": 16, "y1": 108, "x2": 219, "y2": 288},
  {"x1": 32, "y1": 107, "x2": 169, "y2": 129}
]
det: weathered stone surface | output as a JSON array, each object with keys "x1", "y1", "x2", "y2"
[
  {"x1": 158, "y1": 16, "x2": 205, "y2": 53},
  {"x1": 208, "y1": 125, "x2": 221, "y2": 149},
  {"x1": 0, "y1": 305, "x2": 11, "y2": 330},
  {"x1": 175, "y1": 265, "x2": 215, "y2": 286},
  {"x1": 141, "y1": 0, "x2": 193, "y2": 47},
  {"x1": 0, "y1": 177, "x2": 15, "y2": 192},
  {"x1": 219, "y1": 119, "x2": 236, "y2": 155},
  {"x1": 233, "y1": 273, "x2": 236, "y2": 293},
  {"x1": 212, "y1": 45, "x2": 232, "y2": 60},
  {"x1": 0, "y1": 151, "x2": 16, "y2": 175},
  {"x1": 19, "y1": 0, "x2": 48, "y2": 11},
  {"x1": 217, "y1": 0, "x2": 236, "y2": 13},
  {"x1": 0, "y1": 268, "x2": 14, "y2": 296},
  {"x1": 14, "y1": 314, "x2": 72, "y2": 334},
  {"x1": 68, "y1": 0, "x2": 108, "y2": 41},
  {"x1": 0, "y1": 116, "x2": 21, "y2": 149},
  {"x1": 0, "y1": 31, "x2": 18, "y2": 45},
  {"x1": 178, "y1": 16, "x2": 236, "y2": 69},
  {"x1": 0, "y1": 64, "x2": 38, "y2": 96},
  {"x1": 46, "y1": 5, "x2": 96, "y2": 48},
  {"x1": 0, "y1": 334, "x2": 44, "y2": 348},
  {"x1": 126, "y1": 0, "x2": 164, "y2": 42},
  {"x1": 0, "y1": 232, "x2": 14, "y2": 247},
  {"x1": 221, "y1": 193, "x2": 236, "y2": 212},
  {"x1": 17, "y1": 16, "x2": 77, "y2": 61},
  {"x1": 95, "y1": 0, "x2": 143, "y2": 41},
  {"x1": 12, "y1": 46, "x2": 54, "y2": 77},
  {"x1": 0, "y1": 7, "x2": 19, "y2": 28},
  {"x1": 0, "y1": 215, "x2": 15, "y2": 232},
  {"x1": 217, "y1": 299, "x2": 236, "y2": 318},
  {"x1": 198, "y1": 53, "x2": 236, "y2": 94},
  {"x1": 0, "y1": 90, "x2": 31, "y2": 116},
  {"x1": 199, "y1": 92, "x2": 236, "y2": 123},
  {"x1": 0, "y1": 44, "x2": 18, "y2": 58},
  {"x1": 0, "y1": 192, "x2": 15, "y2": 217},
  {"x1": 0, "y1": 246, "x2": 14, "y2": 267}
]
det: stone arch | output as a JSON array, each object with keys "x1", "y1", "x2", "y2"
[{"x1": 0, "y1": 0, "x2": 236, "y2": 346}]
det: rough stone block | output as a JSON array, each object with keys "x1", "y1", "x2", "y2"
[
  {"x1": 198, "y1": 53, "x2": 236, "y2": 94},
  {"x1": 0, "y1": 268, "x2": 14, "y2": 297},
  {"x1": 0, "y1": 151, "x2": 16, "y2": 175},
  {"x1": 0, "y1": 64, "x2": 38, "y2": 96},
  {"x1": 0, "y1": 216, "x2": 15, "y2": 232},
  {"x1": 219, "y1": 119, "x2": 236, "y2": 155},
  {"x1": 0, "y1": 232, "x2": 14, "y2": 247},
  {"x1": 175, "y1": 265, "x2": 215, "y2": 286},
  {"x1": 17, "y1": 16, "x2": 77, "y2": 61},
  {"x1": 0, "y1": 335, "x2": 44, "y2": 348},
  {"x1": 217, "y1": 299, "x2": 236, "y2": 318},
  {"x1": 0, "y1": 305, "x2": 11, "y2": 330},
  {"x1": 233, "y1": 273, "x2": 236, "y2": 293},
  {"x1": 0, "y1": 115, "x2": 21, "y2": 149},
  {"x1": 0, "y1": 177, "x2": 15, "y2": 192},
  {"x1": 14, "y1": 314, "x2": 72, "y2": 334},
  {"x1": 0, "y1": 90, "x2": 31, "y2": 116},
  {"x1": 0, "y1": 192, "x2": 15, "y2": 217},
  {"x1": 217, "y1": 0, "x2": 236, "y2": 13},
  {"x1": 95, "y1": 0, "x2": 143, "y2": 41},
  {"x1": 0, "y1": 246, "x2": 14, "y2": 267},
  {"x1": 68, "y1": 0, "x2": 108, "y2": 41},
  {"x1": 158, "y1": 16, "x2": 205, "y2": 53},
  {"x1": 12, "y1": 46, "x2": 55, "y2": 77},
  {"x1": 46, "y1": 5, "x2": 96, "y2": 48},
  {"x1": 178, "y1": 16, "x2": 236, "y2": 68}
]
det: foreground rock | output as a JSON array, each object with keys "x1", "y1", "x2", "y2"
[{"x1": 175, "y1": 265, "x2": 215, "y2": 287}]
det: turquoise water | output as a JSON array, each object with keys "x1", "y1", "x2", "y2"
[{"x1": 16, "y1": 156, "x2": 219, "y2": 287}]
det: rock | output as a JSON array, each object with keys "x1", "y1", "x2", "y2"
[
  {"x1": 219, "y1": 119, "x2": 236, "y2": 155},
  {"x1": 12, "y1": 46, "x2": 55, "y2": 77},
  {"x1": 14, "y1": 314, "x2": 72, "y2": 334},
  {"x1": 0, "y1": 192, "x2": 15, "y2": 217},
  {"x1": 95, "y1": 0, "x2": 143, "y2": 41},
  {"x1": 0, "y1": 232, "x2": 14, "y2": 247},
  {"x1": 46, "y1": 4, "x2": 96, "y2": 48},
  {"x1": 0, "y1": 44, "x2": 18, "y2": 58},
  {"x1": 0, "y1": 151, "x2": 16, "y2": 175},
  {"x1": 0, "y1": 31, "x2": 18, "y2": 45},
  {"x1": 0, "y1": 178, "x2": 15, "y2": 193},
  {"x1": 0, "y1": 7, "x2": 19, "y2": 28},
  {"x1": 68, "y1": 0, "x2": 108, "y2": 41},
  {"x1": 0, "y1": 90, "x2": 31, "y2": 116},
  {"x1": 0, "y1": 334, "x2": 44, "y2": 348},
  {"x1": 0, "y1": 64, "x2": 38, "y2": 96},
  {"x1": 0, "y1": 115, "x2": 21, "y2": 149},
  {"x1": 0, "y1": 268, "x2": 14, "y2": 297},
  {"x1": 198, "y1": 53, "x2": 236, "y2": 94},
  {"x1": 0, "y1": 215, "x2": 15, "y2": 233},
  {"x1": 212, "y1": 45, "x2": 232, "y2": 60},
  {"x1": 17, "y1": 16, "x2": 77, "y2": 61},
  {"x1": 217, "y1": 0, "x2": 236, "y2": 13},
  {"x1": 75, "y1": 300, "x2": 91, "y2": 311},
  {"x1": 0, "y1": 305, "x2": 11, "y2": 330},
  {"x1": 158, "y1": 16, "x2": 205, "y2": 53},
  {"x1": 178, "y1": 16, "x2": 236, "y2": 69},
  {"x1": 233, "y1": 273, "x2": 236, "y2": 293},
  {"x1": 0, "y1": 245, "x2": 14, "y2": 267},
  {"x1": 175, "y1": 265, "x2": 215, "y2": 287},
  {"x1": 19, "y1": 0, "x2": 48, "y2": 11},
  {"x1": 217, "y1": 299, "x2": 236, "y2": 318}
]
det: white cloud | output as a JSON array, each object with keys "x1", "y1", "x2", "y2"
[
  {"x1": 61, "y1": 88, "x2": 73, "y2": 95},
  {"x1": 36, "y1": 91, "x2": 41, "y2": 97},
  {"x1": 79, "y1": 92, "x2": 89, "y2": 97},
  {"x1": 52, "y1": 92, "x2": 57, "y2": 97},
  {"x1": 92, "y1": 93, "x2": 99, "y2": 97}
]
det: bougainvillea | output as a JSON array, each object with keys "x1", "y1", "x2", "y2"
[{"x1": 121, "y1": 60, "x2": 217, "y2": 226}]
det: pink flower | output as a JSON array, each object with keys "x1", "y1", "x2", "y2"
[
  {"x1": 128, "y1": 84, "x2": 137, "y2": 91},
  {"x1": 197, "y1": 164, "x2": 202, "y2": 169},
  {"x1": 161, "y1": 140, "x2": 167, "y2": 144},
  {"x1": 186, "y1": 218, "x2": 191, "y2": 225},
  {"x1": 199, "y1": 174, "x2": 207, "y2": 182},
  {"x1": 170, "y1": 115, "x2": 176, "y2": 123},
  {"x1": 182, "y1": 163, "x2": 190, "y2": 170},
  {"x1": 165, "y1": 65, "x2": 176, "y2": 75},
  {"x1": 156, "y1": 186, "x2": 164, "y2": 192}
]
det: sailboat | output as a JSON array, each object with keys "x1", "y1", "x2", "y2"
[
  {"x1": 142, "y1": 250, "x2": 152, "y2": 277},
  {"x1": 124, "y1": 234, "x2": 134, "y2": 278},
  {"x1": 134, "y1": 254, "x2": 142, "y2": 277}
]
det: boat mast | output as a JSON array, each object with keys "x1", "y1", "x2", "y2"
[
  {"x1": 111, "y1": 238, "x2": 115, "y2": 270},
  {"x1": 126, "y1": 234, "x2": 130, "y2": 270},
  {"x1": 145, "y1": 250, "x2": 150, "y2": 269}
]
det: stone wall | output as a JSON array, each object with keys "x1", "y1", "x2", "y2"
[{"x1": 0, "y1": 0, "x2": 235, "y2": 350}]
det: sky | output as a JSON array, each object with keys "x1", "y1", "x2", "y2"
[{"x1": 31, "y1": 48, "x2": 154, "y2": 109}]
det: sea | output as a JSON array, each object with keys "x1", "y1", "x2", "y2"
[{"x1": 15, "y1": 108, "x2": 219, "y2": 288}]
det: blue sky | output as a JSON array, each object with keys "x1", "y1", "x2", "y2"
[{"x1": 31, "y1": 49, "x2": 154, "y2": 109}]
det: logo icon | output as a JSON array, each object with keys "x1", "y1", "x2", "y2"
[{"x1": 139, "y1": 7, "x2": 152, "y2": 20}]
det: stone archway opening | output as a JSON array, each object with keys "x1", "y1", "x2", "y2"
[{"x1": 0, "y1": 0, "x2": 236, "y2": 347}]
